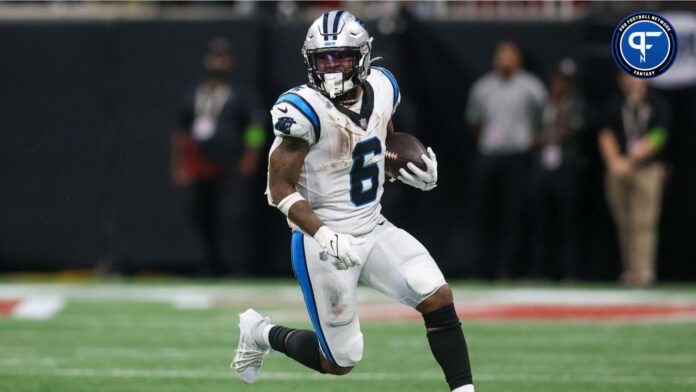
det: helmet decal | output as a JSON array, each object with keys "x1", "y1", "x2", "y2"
[{"x1": 322, "y1": 10, "x2": 345, "y2": 41}]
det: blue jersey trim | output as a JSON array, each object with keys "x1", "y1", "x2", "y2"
[
  {"x1": 373, "y1": 67, "x2": 400, "y2": 107},
  {"x1": 276, "y1": 93, "x2": 321, "y2": 142},
  {"x1": 291, "y1": 231, "x2": 336, "y2": 365}
]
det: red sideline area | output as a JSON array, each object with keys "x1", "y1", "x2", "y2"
[
  {"x1": 0, "y1": 300, "x2": 20, "y2": 315},
  {"x1": 457, "y1": 305, "x2": 696, "y2": 320},
  {"x1": 359, "y1": 304, "x2": 696, "y2": 321}
]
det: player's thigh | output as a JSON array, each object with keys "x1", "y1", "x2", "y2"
[
  {"x1": 291, "y1": 231, "x2": 364, "y2": 367},
  {"x1": 361, "y1": 224, "x2": 446, "y2": 308}
]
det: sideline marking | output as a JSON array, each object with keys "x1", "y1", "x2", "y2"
[
  {"x1": 0, "y1": 300, "x2": 21, "y2": 315},
  {"x1": 0, "y1": 367, "x2": 694, "y2": 385},
  {"x1": 0, "y1": 297, "x2": 64, "y2": 320}
]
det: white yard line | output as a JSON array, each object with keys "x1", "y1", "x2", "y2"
[
  {"x1": 0, "y1": 367, "x2": 694, "y2": 385},
  {"x1": 1, "y1": 347, "x2": 694, "y2": 365}
]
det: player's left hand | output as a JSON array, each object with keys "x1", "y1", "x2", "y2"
[{"x1": 398, "y1": 147, "x2": 438, "y2": 191}]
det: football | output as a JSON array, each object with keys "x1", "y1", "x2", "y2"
[{"x1": 385, "y1": 132, "x2": 428, "y2": 179}]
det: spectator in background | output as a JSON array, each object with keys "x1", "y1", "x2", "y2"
[
  {"x1": 171, "y1": 38, "x2": 266, "y2": 276},
  {"x1": 466, "y1": 41, "x2": 546, "y2": 279},
  {"x1": 598, "y1": 73, "x2": 670, "y2": 287},
  {"x1": 528, "y1": 59, "x2": 585, "y2": 281}
]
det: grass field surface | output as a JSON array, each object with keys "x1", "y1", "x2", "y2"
[{"x1": 1, "y1": 279, "x2": 695, "y2": 391}]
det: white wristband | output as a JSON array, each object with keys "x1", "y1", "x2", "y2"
[{"x1": 277, "y1": 192, "x2": 305, "y2": 216}]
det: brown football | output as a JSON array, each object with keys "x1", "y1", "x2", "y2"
[{"x1": 385, "y1": 132, "x2": 427, "y2": 180}]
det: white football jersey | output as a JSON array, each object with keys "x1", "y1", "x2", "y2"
[{"x1": 267, "y1": 67, "x2": 401, "y2": 236}]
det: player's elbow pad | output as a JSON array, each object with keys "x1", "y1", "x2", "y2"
[{"x1": 276, "y1": 192, "x2": 305, "y2": 216}]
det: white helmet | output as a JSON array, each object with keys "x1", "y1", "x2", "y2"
[{"x1": 302, "y1": 10, "x2": 372, "y2": 99}]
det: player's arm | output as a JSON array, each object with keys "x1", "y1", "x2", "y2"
[
  {"x1": 268, "y1": 137, "x2": 323, "y2": 236},
  {"x1": 267, "y1": 135, "x2": 365, "y2": 270}
]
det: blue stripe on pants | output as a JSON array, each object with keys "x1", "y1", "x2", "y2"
[{"x1": 291, "y1": 231, "x2": 336, "y2": 364}]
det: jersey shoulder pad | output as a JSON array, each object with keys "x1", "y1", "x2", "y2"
[
  {"x1": 370, "y1": 66, "x2": 401, "y2": 113},
  {"x1": 271, "y1": 86, "x2": 322, "y2": 146}
]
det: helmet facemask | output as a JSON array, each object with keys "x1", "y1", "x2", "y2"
[{"x1": 303, "y1": 41, "x2": 371, "y2": 99}]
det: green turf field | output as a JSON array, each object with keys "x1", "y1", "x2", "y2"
[{"x1": 1, "y1": 280, "x2": 695, "y2": 391}]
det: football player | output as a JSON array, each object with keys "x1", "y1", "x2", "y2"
[{"x1": 232, "y1": 10, "x2": 474, "y2": 391}]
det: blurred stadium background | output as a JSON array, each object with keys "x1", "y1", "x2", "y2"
[{"x1": 1, "y1": 1, "x2": 695, "y2": 391}]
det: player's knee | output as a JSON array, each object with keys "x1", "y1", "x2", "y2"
[
  {"x1": 403, "y1": 258, "x2": 447, "y2": 307},
  {"x1": 321, "y1": 333, "x2": 363, "y2": 374},
  {"x1": 417, "y1": 284, "x2": 453, "y2": 314}
]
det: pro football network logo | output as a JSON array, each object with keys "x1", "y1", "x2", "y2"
[{"x1": 611, "y1": 12, "x2": 678, "y2": 78}]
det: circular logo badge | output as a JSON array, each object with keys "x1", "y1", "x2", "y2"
[{"x1": 611, "y1": 12, "x2": 678, "y2": 78}]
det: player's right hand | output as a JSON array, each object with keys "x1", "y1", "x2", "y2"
[{"x1": 313, "y1": 226, "x2": 366, "y2": 270}]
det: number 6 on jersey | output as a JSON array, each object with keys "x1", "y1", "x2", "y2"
[{"x1": 349, "y1": 137, "x2": 382, "y2": 206}]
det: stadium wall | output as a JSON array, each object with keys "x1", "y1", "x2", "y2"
[{"x1": 0, "y1": 16, "x2": 694, "y2": 280}]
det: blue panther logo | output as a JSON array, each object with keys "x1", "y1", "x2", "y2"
[{"x1": 274, "y1": 117, "x2": 296, "y2": 134}]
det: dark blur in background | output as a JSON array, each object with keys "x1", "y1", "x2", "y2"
[{"x1": 0, "y1": 1, "x2": 695, "y2": 283}]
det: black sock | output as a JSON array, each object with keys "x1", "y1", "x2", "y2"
[
  {"x1": 423, "y1": 303, "x2": 473, "y2": 389},
  {"x1": 267, "y1": 325, "x2": 294, "y2": 352},
  {"x1": 268, "y1": 326, "x2": 325, "y2": 373}
]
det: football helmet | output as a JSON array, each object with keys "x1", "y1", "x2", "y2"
[{"x1": 302, "y1": 10, "x2": 372, "y2": 99}]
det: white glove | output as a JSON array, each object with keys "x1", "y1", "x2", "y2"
[
  {"x1": 398, "y1": 147, "x2": 438, "y2": 191},
  {"x1": 313, "y1": 226, "x2": 366, "y2": 270}
]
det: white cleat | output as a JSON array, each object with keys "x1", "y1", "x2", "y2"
[{"x1": 231, "y1": 308, "x2": 272, "y2": 384}]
